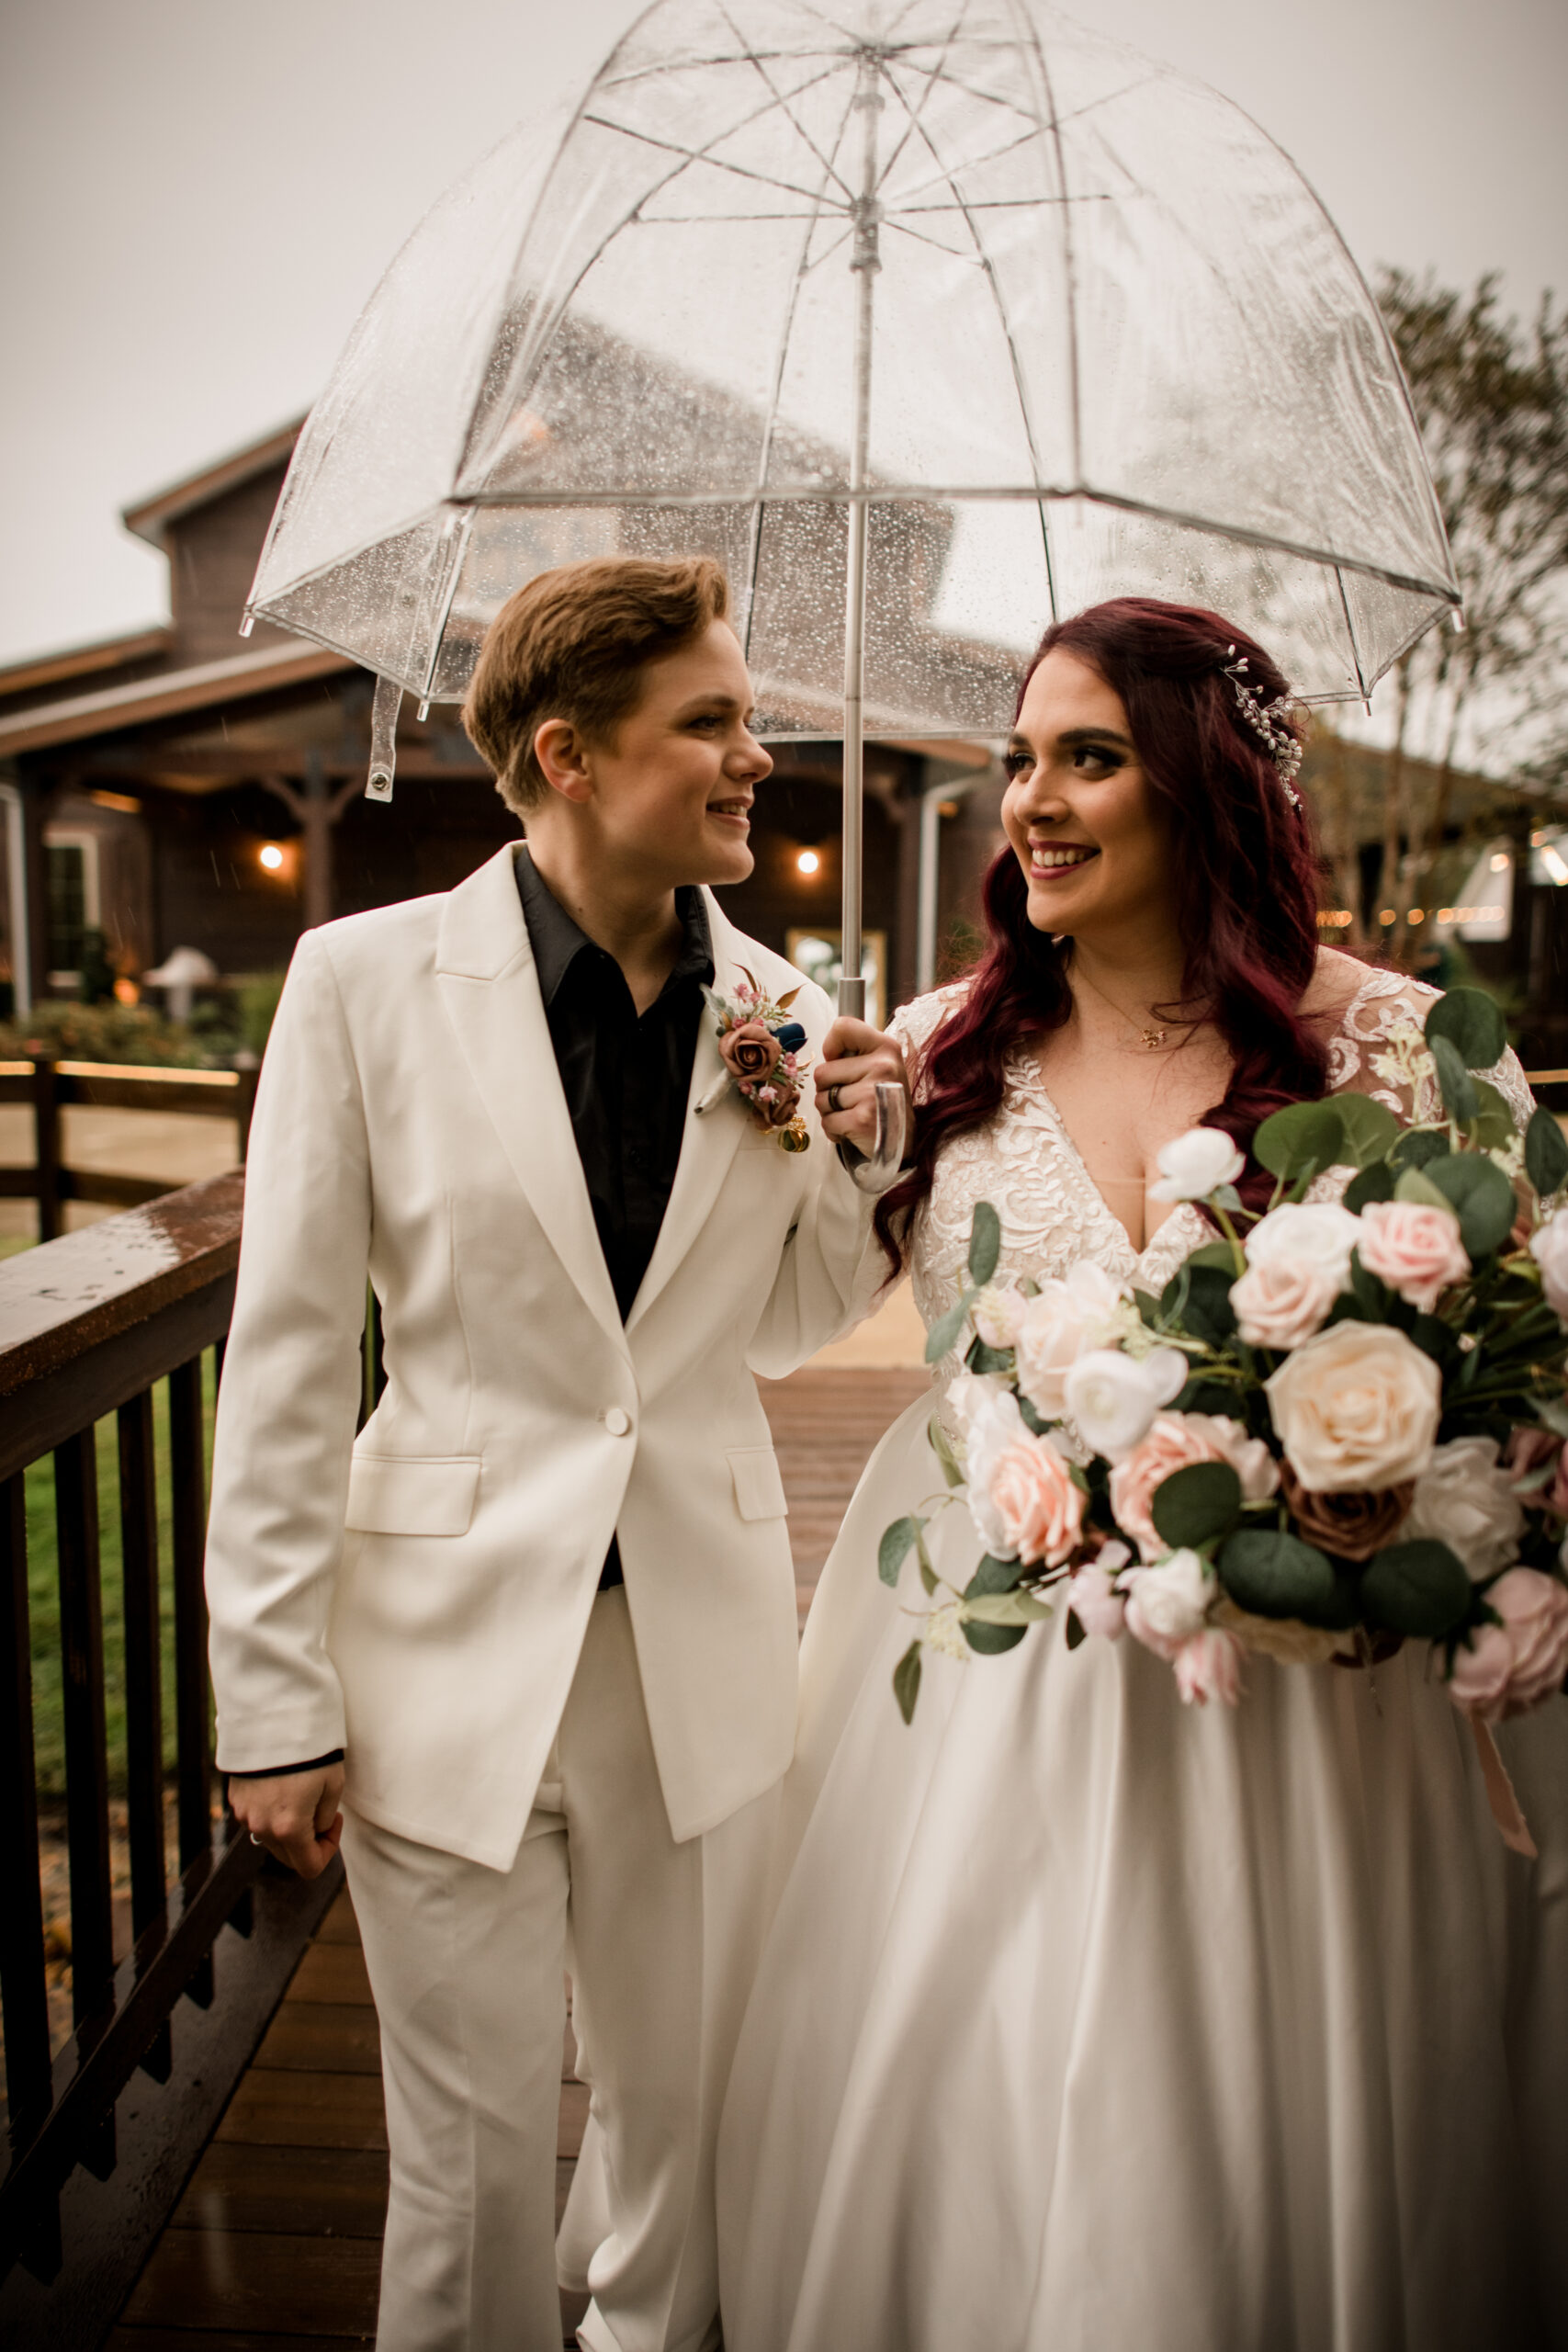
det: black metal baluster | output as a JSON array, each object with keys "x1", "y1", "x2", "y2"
[
  {"x1": 1, "y1": 1469, "x2": 61, "y2": 2280},
  {"x1": 118, "y1": 1390, "x2": 171, "y2": 2083},
  {"x1": 54, "y1": 1426, "x2": 117, "y2": 2180},
  {"x1": 168, "y1": 1355, "x2": 214, "y2": 2008}
]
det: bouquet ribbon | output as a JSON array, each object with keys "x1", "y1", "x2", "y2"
[{"x1": 1469, "y1": 1719, "x2": 1538, "y2": 1860}]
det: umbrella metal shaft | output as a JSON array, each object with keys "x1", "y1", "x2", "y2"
[{"x1": 838, "y1": 50, "x2": 882, "y2": 1023}]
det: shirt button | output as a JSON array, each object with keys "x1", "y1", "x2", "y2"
[{"x1": 604, "y1": 1408, "x2": 632, "y2": 1437}]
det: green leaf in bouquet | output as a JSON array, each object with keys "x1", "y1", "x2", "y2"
[
  {"x1": 1298, "y1": 1562, "x2": 1363, "y2": 1632},
  {"x1": 925, "y1": 1293, "x2": 974, "y2": 1364},
  {"x1": 1408, "y1": 1313, "x2": 1460, "y2": 1372},
  {"x1": 1425, "y1": 986, "x2": 1506, "y2": 1072},
  {"x1": 963, "y1": 1589, "x2": 1054, "y2": 1626},
  {"x1": 1422, "y1": 1152, "x2": 1516, "y2": 1260},
  {"x1": 1361, "y1": 1539, "x2": 1472, "y2": 1638},
  {"x1": 1173, "y1": 1263, "x2": 1238, "y2": 1345},
  {"x1": 1134, "y1": 1287, "x2": 1164, "y2": 1329},
  {"x1": 894, "y1": 1640, "x2": 924, "y2": 1723},
  {"x1": 1348, "y1": 1251, "x2": 1395, "y2": 1319},
  {"x1": 965, "y1": 1338, "x2": 1015, "y2": 1376},
  {"x1": 963, "y1": 1618, "x2": 1029, "y2": 1654},
  {"x1": 1534, "y1": 1397, "x2": 1568, "y2": 1442},
  {"x1": 1429, "y1": 1034, "x2": 1479, "y2": 1126},
  {"x1": 1183, "y1": 1239, "x2": 1244, "y2": 1274},
  {"x1": 1016, "y1": 1393, "x2": 1049, "y2": 1437},
  {"x1": 967, "y1": 1200, "x2": 1002, "y2": 1286},
  {"x1": 1254, "y1": 1102, "x2": 1346, "y2": 1182},
  {"x1": 1216, "y1": 1528, "x2": 1337, "y2": 1619},
  {"x1": 1329, "y1": 1093, "x2": 1403, "y2": 1169},
  {"x1": 1066, "y1": 1609, "x2": 1088, "y2": 1650},
  {"x1": 1177, "y1": 1377, "x2": 1247, "y2": 1415},
  {"x1": 916, "y1": 1531, "x2": 939, "y2": 1596},
  {"x1": 1394, "y1": 1164, "x2": 1459, "y2": 1216},
  {"x1": 965, "y1": 1553, "x2": 1028, "y2": 1600},
  {"x1": 1390, "y1": 1128, "x2": 1450, "y2": 1174},
  {"x1": 1150, "y1": 1460, "x2": 1244, "y2": 1549},
  {"x1": 929, "y1": 1414, "x2": 965, "y2": 1489},
  {"x1": 1527, "y1": 1105, "x2": 1568, "y2": 1199},
  {"x1": 1468, "y1": 1078, "x2": 1519, "y2": 1153},
  {"x1": 1344, "y1": 1161, "x2": 1396, "y2": 1213},
  {"x1": 879, "y1": 1515, "x2": 929, "y2": 1588}
]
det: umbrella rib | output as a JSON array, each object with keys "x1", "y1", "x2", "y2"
[
  {"x1": 878, "y1": 123, "x2": 1050, "y2": 215},
  {"x1": 1020, "y1": 20, "x2": 1083, "y2": 491},
  {"x1": 717, "y1": 0, "x2": 857, "y2": 204},
  {"x1": 581, "y1": 109, "x2": 852, "y2": 214},
  {"x1": 873, "y1": 1, "x2": 972, "y2": 197}
]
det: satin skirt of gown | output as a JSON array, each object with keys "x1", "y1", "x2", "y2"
[{"x1": 716, "y1": 1386, "x2": 1568, "y2": 2352}]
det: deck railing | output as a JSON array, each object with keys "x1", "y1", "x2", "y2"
[
  {"x1": 0, "y1": 1057, "x2": 258, "y2": 1239},
  {"x1": 0, "y1": 1173, "x2": 347, "y2": 2346}
]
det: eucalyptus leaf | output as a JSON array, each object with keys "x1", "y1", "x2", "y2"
[
  {"x1": 929, "y1": 1414, "x2": 965, "y2": 1490},
  {"x1": 1361, "y1": 1539, "x2": 1472, "y2": 1638},
  {"x1": 965, "y1": 1553, "x2": 1028, "y2": 1600},
  {"x1": 963, "y1": 1589, "x2": 1054, "y2": 1625},
  {"x1": 967, "y1": 1199, "x2": 1002, "y2": 1286},
  {"x1": 1183, "y1": 1239, "x2": 1244, "y2": 1273},
  {"x1": 1430, "y1": 1034, "x2": 1479, "y2": 1125},
  {"x1": 1425, "y1": 986, "x2": 1506, "y2": 1072},
  {"x1": 1217, "y1": 1528, "x2": 1337, "y2": 1619},
  {"x1": 963, "y1": 1618, "x2": 1029, "y2": 1654},
  {"x1": 1330, "y1": 1092, "x2": 1403, "y2": 1169},
  {"x1": 878, "y1": 1515, "x2": 928, "y2": 1589},
  {"x1": 1536, "y1": 1398, "x2": 1568, "y2": 1442},
  {"x1": 893, "y1": 1640, "x2": 923, "y2": 1724},
  {"x1": 1017, "y1": 1393, "x2": 1049, "y2": 1437},
  {"x1": 966, "y1": 1338, "x2": 1015, "y2": 1376},
  {"x1": 1253, "y1": 1101, "x2": 1346, "y2": 1182},
  {"x1": 1150, "y1": 1460, "x2": 1243, "y2": 1549},
  {"x1": 1348, "y1": 1252, "x2": 1393, "y2": 1318},
  {"x1": 1527, "y1": 1105, "x2": 1568, "y2": 1198},
  {"x1": 1173, "y1": 1263, "x2": 1238, "y2": 1344},
  {"x1": 1394, "y1": 1165, "x2": 1458, "y2": 1216},
  {"x1": 1423, "y1": 1152, "x2": 1516, "y2": 1260},
  {"x1": 1134, "y1": 1287, "x2": 1164, "y2": 1331},
  {"x1": 925, "y1": 1294, "x2": 974, "y2": 1364},
  {"x1": 917, "y1": 1535, "x2": 940, "y2": 1597},
  {"x1": 1469, "y1": 1079, "x2": 1519, "y2": 1153},
  {"x1": 1344, "y1": 1160, "x2": 1396, "y2": 1213},
  {"x1": 1390, "y1": 1128, "x2": 1450, "y2": 1174},
  {"x1": 1066, "y1": 1610, "x2": 1088, "y2": 1650}
]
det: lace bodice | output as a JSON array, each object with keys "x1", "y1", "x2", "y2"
[{"x1": 889, "y1": 967, "x2": 1537, "y2": 1374}]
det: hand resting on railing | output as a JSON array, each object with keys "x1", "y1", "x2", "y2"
[{"x1": 227, "y1": 1760, "x2": 345, "y2": 1879}]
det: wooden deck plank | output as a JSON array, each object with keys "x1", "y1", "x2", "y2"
[
  {"x1": 108, "y1": 2334, "x2": 372, "y2": 2350},
  {"x1": 285, "y1": 1941, "x2": 375, "y2": 2005},
  {"x1": 118, "y1": 2226, "x2": 383, "y2": 2333},
  {"x1": 255, "y1": 1999, "x2": 382, "y2": 2074},
  {"x1": 173, "y1": 2143, "x2": 389, "y2": 2237},
  {"x1": 214, "y1": 2069, "x2": 389, "y2": 2151}
]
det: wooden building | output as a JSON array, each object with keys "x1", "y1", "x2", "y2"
[{"x1": 0, "y1": 425, "x2": 1002, "y2": 1027}]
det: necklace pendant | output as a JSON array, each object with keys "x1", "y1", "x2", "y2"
[{"x1": 1141, "y1": 1027, "x2": 1168, "y2": 1049}]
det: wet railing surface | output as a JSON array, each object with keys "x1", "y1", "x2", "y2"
[
  {"x1": 0, "y1": 1174, "x2": 341, "y2": 2349},
  {"x1": 0, "y1": 1057, "x2": 257, "y2": 1240}
]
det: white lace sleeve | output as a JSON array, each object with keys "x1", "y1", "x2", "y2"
[{"x1": 888, "y1": 981, "x2": 970, "y2": 1102}]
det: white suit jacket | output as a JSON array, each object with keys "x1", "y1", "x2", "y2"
[{"x1": 205, "y1": 844, "x2": 884, "y2": 1870}]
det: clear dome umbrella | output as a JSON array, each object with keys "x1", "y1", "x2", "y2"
[{"x1": 245, "y1": 0, "x2": 1459, "y2": 1063}]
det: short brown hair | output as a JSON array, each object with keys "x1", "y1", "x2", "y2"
[{"x1": 463, "y1": 555, "x2": 731, "y2": 816}]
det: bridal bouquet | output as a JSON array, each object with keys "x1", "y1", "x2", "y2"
[{"x1": 885, "y1": 986, "x2": 1568, "y2": 1761}]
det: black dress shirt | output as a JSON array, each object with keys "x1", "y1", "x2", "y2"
[
  {"x1": 229, "y1": 851, "x2": 715, "y2": 1780},
  {"x1": 516, "y1": 847, "x2": 715, "y2": 1589}
]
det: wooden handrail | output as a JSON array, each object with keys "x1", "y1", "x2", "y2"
[{"x1": 0, "y1": 1057, "x2": 256, "y2": 1239}]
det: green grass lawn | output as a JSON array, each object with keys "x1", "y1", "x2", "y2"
[{"x1": 26, "y1": 1356, "x2": 216, "y2": 1800}]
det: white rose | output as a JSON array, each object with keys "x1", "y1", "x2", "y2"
[
  {"x1": 1263, "y1": 1319, "x2": 1441, "y2": 1492},
  {"x1": 972, "y1": 1283, "x2": 1029, "y2": 1351},
  {"x1": 1121, "y1": 1547, "x2": 1214, "y2": 1658},
  {"x1": 1531, "y1": 1212, "x2": 1568, "y2": 1320},
  {"x1": 1230, "y1": 1255, "x2": 1338, "y2": 1350},
  {"x1": 1405, "y1": 1436, "x2": 1526, "y2": 1581},
  {"x1": 1244, "y1": 1202, "x2": 1362, "y2": 1290},
  {"x1": 963, "y1": 1386, "x2": 1029, "y2": 1556},
  {"x1": 1148, "y1": 1128, "x2": 1246, "y2": 1203},
  {"x1": 1063, "y1": 1345, "x2": 1189, "y2": 1462},
  {"x1": 944, "y1": 1368, "x2": 1010, "y2": 1439}
]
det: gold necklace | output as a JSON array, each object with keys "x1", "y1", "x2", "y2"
[{"x1": 1070, "y1": 957, "x2": 1179, "y2": 1052}]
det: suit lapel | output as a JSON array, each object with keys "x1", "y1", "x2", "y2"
[
  {"x1": 435, "y1": 846, "x2": 627, "y2": 1357},
  {"x1": 625, "y1": 895, "x2": 758, "y2": 1335}
]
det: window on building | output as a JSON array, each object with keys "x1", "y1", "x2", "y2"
[{"x1": 43, "y1": 828, "x2": 101, "y2": 984}]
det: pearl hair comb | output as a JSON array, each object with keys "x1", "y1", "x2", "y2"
[{"x1": 1223, "y1": 646, "x2": 1303, "y2": 808}]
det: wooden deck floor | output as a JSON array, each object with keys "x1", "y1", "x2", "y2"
[{"x1": 105, "y1": 1363, "x2": 929, "y2": 2348}]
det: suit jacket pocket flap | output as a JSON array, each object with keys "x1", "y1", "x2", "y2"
[
  {"x1": 345, "y1": 1454, "x2": 481, "y2": 1536},
  {"x1": 728, "y1": 1446, "x2": 789, "y2": 1522}
]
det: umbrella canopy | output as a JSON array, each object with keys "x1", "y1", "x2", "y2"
[{"x1": 247, "y1": 0, "x2": 1458, "y2": 736}]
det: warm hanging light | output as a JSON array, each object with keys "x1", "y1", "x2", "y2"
[
  {"x1": 796, "y1": 848, "x2": 821, "y2": 876},
  {"x1": 259, "y1": 842, "x2": 285, "y2": 871}
]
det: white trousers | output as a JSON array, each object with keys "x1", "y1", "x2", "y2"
[{"x1": 342, "y1": 1588, "x2": 774, "y2": 2352}]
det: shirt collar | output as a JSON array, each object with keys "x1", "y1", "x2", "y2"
[{"x1": 515, "y1": 845, "x2": 714, "y2": 1008}]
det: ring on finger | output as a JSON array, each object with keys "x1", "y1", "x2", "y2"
[{"x1": 827, "y1": 1082, "x2": 844, "y2": 1114}]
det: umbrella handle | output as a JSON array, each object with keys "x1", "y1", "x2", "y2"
[{"x1": 840, "y1": 1079, "x2": 908, "y2": 1196}]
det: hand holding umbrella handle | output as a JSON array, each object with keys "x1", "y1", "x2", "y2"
[{"x1": 840, "y1": 1080, "x2": 908, "y2": 1196}]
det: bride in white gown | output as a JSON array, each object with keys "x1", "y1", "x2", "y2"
[{"x1": 716, "y1": 599, "x2": 1568, "y2": 2352}]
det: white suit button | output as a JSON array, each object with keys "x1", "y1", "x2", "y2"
[{"x1": 604, "y1": 1408, "x2": 632, "y2": 1437}]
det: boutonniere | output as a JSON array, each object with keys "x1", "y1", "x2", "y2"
[{"x1": 697, "y1": 969, "x2": 811, "y2": 1152}]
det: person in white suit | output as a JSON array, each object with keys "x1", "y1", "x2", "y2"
[{"x1": 207, "y1": 556, "x2": 908, "y2": 2352}]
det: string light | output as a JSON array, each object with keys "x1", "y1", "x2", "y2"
[
  {"x1": 796, "y1": 848, "x2": 820, "y2": 876},
  {"x1": 259, "y1": 843, "x2": 285, "y2": 871}
]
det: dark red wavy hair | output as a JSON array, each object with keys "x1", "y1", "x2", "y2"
[{"x1": 874, "y1": 595, "x2": 1329, "y2": 1272}]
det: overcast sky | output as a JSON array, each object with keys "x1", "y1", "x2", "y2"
[{"x1": 1, "y1": 0, "x2": 1563, "y2": 673}]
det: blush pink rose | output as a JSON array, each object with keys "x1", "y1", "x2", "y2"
[
  {"x1": 1110, "y1": 1412, "x2": 1279, "y2": 1562},
  {"x1": 1229, "y1": 1254, "x2": 1338, "y2": 1349},
  {"x1": 987, "y1": 1436, "x2": 1086, "y2": 1568},
  {"x1": 1355, "y1": 1200, "x2": 1471, "y2": 1313},
  {"x1": 1173, "y1": 1625, "x2": 1245, "y2": 1706},
  {"x1": 1068, "y1": 1557, "x2": 1127, "y2": 1640},
  {"x1": 1450, "y1": 1568, "x2": 1568, "y2": 1722},
  {"x1": 1505, "y1": 1427, "x2": 1568, "y2": 1518},
  {"x1": 1447, "y1": 1623, "x2": 1515, "y2": 1718}
]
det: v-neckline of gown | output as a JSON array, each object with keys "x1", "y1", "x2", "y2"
[{"x1": 1009, "y1": 1047, "x2": 1210, "y2": 1283}]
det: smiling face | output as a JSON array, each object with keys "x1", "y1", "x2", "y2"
[
  {"x1": 1001, "y1": 648, "x2": 1178, "y2": 944},
  {"x1": 541, "y1": 617, "x2": 772, "y2": 892}
]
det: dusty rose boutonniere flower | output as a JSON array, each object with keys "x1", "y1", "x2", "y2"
[{"x1": 703, "y1": 970, "x2": 811, "y2": 1152}]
